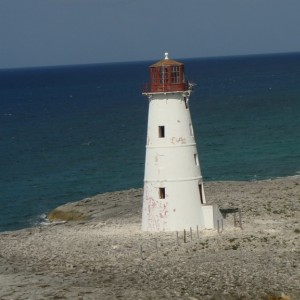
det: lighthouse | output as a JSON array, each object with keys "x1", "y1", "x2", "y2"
[{"x1": 142, "y1": 53, "x2": 223, "y2": 231}]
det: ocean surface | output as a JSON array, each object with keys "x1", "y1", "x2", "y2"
[{"x1": 1, "y1": 53, "x2": 300, "y2": 232}]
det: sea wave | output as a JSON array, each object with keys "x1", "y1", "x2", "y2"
[{"x1": 34, "y1": 213, "x2": 51, "y2": 227}]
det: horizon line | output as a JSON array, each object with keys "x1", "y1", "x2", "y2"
[{"x1": 1, "y1": 50, "x2": 300, "y2": 72}]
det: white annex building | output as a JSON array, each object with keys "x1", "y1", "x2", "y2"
[{"x1": 142, "y1": 53, "x2": 223, "y2": 231}]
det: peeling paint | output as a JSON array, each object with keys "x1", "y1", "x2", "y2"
[
  {"x1": 143, "y1": 186, "x2": 169, "y2": 231},
  {"x1": 170, "y1": 137, "x2": 186, "y2": 144}
]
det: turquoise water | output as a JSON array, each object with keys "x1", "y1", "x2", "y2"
[{"x1": 0, "y1": 53, "x2": 300, "y2": 231}]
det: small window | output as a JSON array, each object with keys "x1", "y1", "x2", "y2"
[
  {"x1": 158, "y1": 126, "x2": 165, "y2": 138},
  {"x1": 159, "y1": 66, "x2": 168, "y2": 84},
  {"x1": 151, "y1": 69, "x2": 157, "y2": 84},
  {"x1": 189, "y1": 123, "x2": 194, "y2": 136},
  {"x1": 184, "y1": 97, "x2": 189, "y2": 109},
  {"x1": 194, "y1": 153, "x2": 199, "y2": 166},
  {"x1": 199, "y1": 184, "x2": 204, "y2": 204},
  {"x1": 159, "y1": 188, "x2": 166, "y2": 199},
  {"x1": 171, "y1": 66, "x2": 180, "y2": 83}
]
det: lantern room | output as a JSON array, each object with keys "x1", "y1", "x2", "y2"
[{"x1": 144, "y1": 53, "x2": 188, "y2": 93}]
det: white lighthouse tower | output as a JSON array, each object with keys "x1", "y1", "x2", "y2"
[{"x1": 142, "y1": 53, "x2": 223, "y2": 231}]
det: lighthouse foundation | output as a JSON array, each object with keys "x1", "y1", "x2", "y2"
[{"x1": 142, "y1": 181, "x2": 223, "y2": 231}]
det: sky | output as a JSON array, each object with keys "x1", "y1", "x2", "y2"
[{"x1": 1, "y1": 0, "x2": 300, "y2": 69}]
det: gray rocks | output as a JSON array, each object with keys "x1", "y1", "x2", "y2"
[{"x1": 0, "y1": 178, "x2": 299, "y2": 299}]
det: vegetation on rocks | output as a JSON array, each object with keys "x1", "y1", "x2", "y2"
[{"x1": 48, "y1": 209, "x2": 87, "y2": 222}]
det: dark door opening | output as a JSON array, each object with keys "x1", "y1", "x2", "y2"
[{"x1": 159, "y1": 187, "x2": 166, "y2": 199}]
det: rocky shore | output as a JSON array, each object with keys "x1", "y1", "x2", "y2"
[{"x1": 0, "y1": 177, "x2": 299, "y2": 299}]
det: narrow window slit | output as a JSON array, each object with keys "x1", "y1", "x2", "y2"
[
  {"x1": 158, "y1": 126, "x2": 165, "y2": 138},
  {"x1": 184, "y1": 97, "x2": 189, "y2": 109},
  {"x1": 199, "y1": 184, "x2": 204, "y2": 204},
  {"x1": 189, "y1": 123, "x2": 194, "y2": 136}
]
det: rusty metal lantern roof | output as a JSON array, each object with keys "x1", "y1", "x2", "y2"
[
  {"x1": 150, "y1": 52, "x2": 183, "y2": 67},
  {"x1": 150, "y1": 59, "x2": 183, "y2": 68}
]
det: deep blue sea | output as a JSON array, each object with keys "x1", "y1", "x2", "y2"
[{"x1": 1, "y1": 53, "x2": 300, "y2": 232}]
